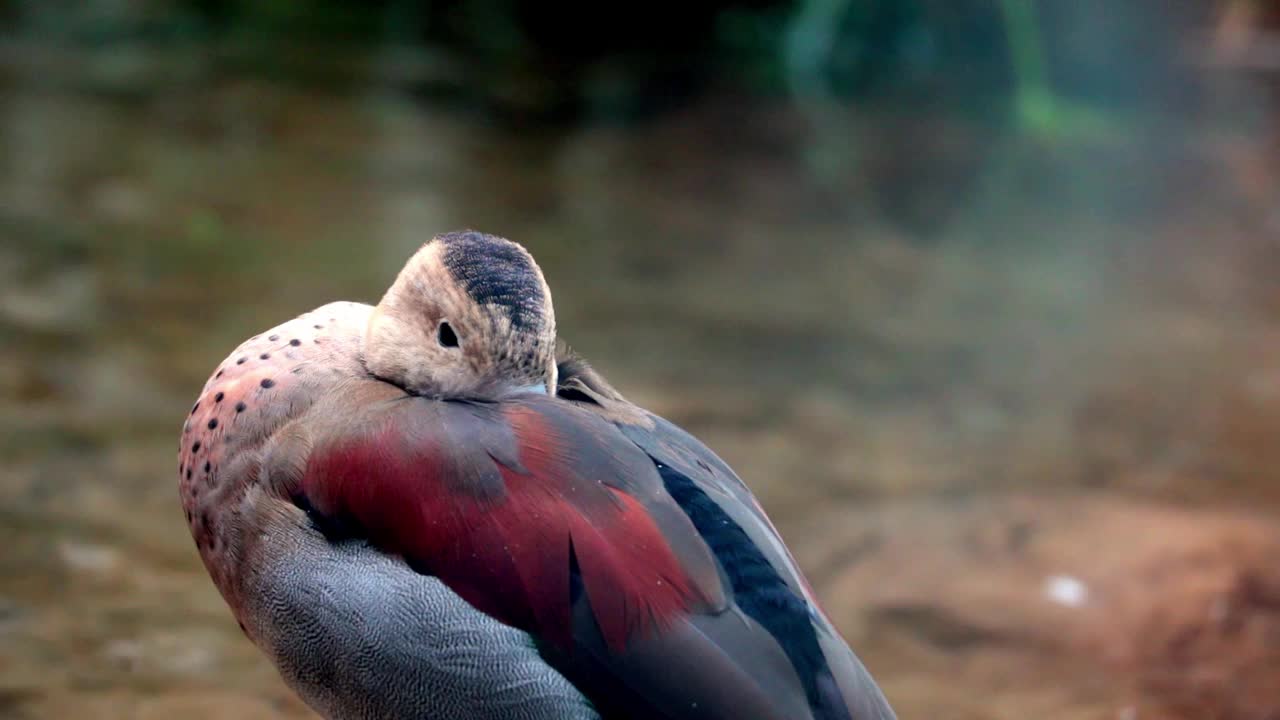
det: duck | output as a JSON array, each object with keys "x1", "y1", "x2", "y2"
[{"x1": 178, "y1": 230, "x2": 897, "y2": 720}]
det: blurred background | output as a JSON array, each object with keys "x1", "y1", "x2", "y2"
[{"x1": 1, "y1": 1, "x2": 1279, "y2": 718}]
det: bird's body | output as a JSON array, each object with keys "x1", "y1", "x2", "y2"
[{"x1": 179, "y1": 232, "x2": 896, "y2": 720}]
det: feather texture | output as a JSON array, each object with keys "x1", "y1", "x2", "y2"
[
  {"x1": 296, "y1": 393, "x2": 722, "y2": 655},
  {"x1": 183, "y1": 297, "x2": 897, "y2": 720}
]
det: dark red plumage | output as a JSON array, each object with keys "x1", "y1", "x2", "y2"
[{"x1": 299, "y1": 395, "x2": 716, "y2": 653}]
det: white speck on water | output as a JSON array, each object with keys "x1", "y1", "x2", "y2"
[
  {"x1": 105, "y1": 634, "x2": 217, "y2": 675},
  {"x1": 58, "y1": 540, "x2": 121, "y2": 575},
  {"x1": 104, "y1": 639, "x2": 144, "y2": 669},
  {"x1": 1044, "y1": 574, "x2": 1088, "y2": 607}
]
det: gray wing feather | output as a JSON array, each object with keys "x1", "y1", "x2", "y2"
[{"x1": 246, "y1": 528, "x2": 598, "y2": 720}]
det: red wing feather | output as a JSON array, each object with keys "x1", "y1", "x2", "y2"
[{"x1": 299, "y1": 396, "x2": 718, "y2": 652}]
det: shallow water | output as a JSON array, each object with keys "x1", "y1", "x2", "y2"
[{"x1": 2, "y1": 40, "x2": 1279, "y2": 720}]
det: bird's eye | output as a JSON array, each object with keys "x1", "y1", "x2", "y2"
[{"x1": 437, "y1": 321, "x2": 459, "y2": 348}]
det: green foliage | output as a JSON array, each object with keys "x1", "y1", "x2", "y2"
[{"x1": 5, "y1": 0, "x2": 1182, "y2": 131}]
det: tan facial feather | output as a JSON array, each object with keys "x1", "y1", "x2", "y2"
[{"x1": 364, "y1": 235, "x2": 557, "y2": 399}]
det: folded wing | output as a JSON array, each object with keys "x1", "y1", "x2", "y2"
[
  {"x1": 557, "y1": 354, "x2": 898, "y2": 720},
  {"x1": 291, "y1": 387, "x2": 834, "y2": 719}
]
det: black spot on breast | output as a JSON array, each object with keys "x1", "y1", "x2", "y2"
[
  {"x1": 313, "y1": 324, "x2": 323, "y2": 329},
  {"x1": 259, "y1": 353, "x2": 270, "y2": 360},
  {"x1": 236, "y1": 357, "x2": 247, "y2": 365},
  {"x1": 190, "y1": 402, "x2": 199, "y2": 415},
  {"x1": 207, "y1": 418, "x2": 218, "y2": 429},
  {"x1": 437, "y1": 231, "x2": 546, "y2": 332},
  {"x1": 260, "y1": 378, "x2": 275, "y2": 389},
  {"x1": 214, "y1": 392, "x2": 224, "y2": 402},
  {"x1": 186, "y1": 468, "x2": 192, "y2": 480},
  {"x1": 204, "y1": 460, "x2": 211, "y2": 473},
  {"x1": 234, "y1": 401, "x2": 247, "y2": 412},
  {"x1": 289, "y1": 338, "x2": 301, "y2": 346},
  {"x1": 215, "y1": 370, "x2": 223, "y2": 378},
  {"x1": 269, "y1": 334, "x2": 279, "y2": 341},
  {"x1": 192, "y1": 441, "x2": 201, "y2": 453}
]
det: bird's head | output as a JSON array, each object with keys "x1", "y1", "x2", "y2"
[{"x1": 364, "y1": 231, "x2": 557, "y2": 400}]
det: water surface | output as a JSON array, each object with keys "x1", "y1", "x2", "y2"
[{"x1": 2, "y1": 41, "x2": 1279, "y2": 720}]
